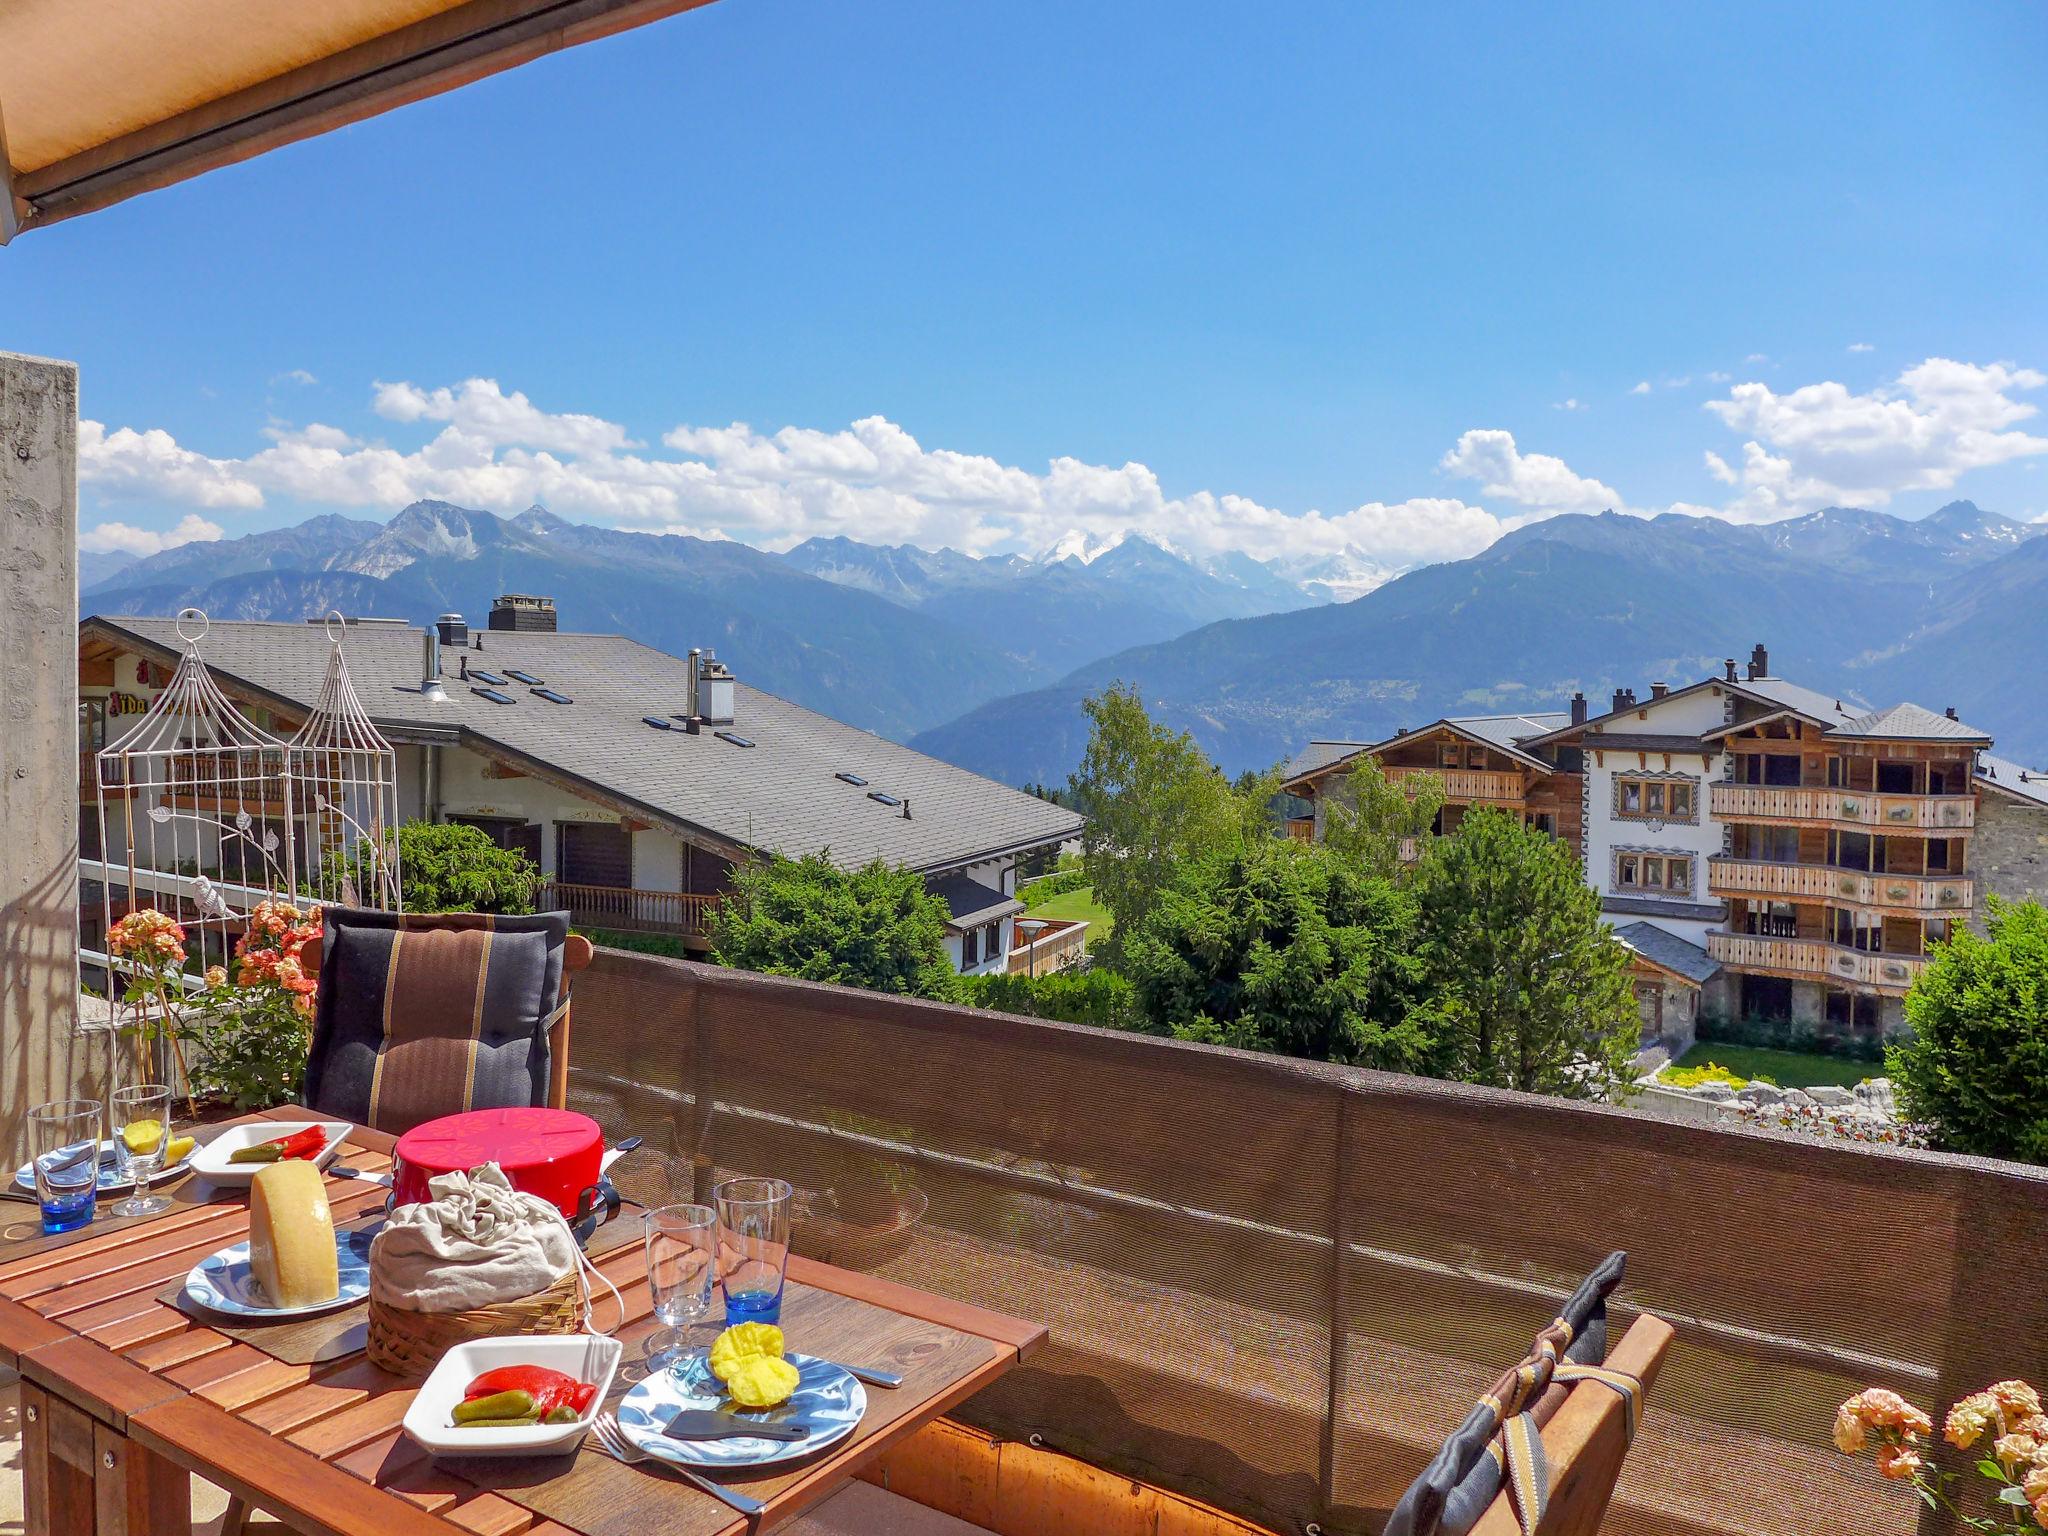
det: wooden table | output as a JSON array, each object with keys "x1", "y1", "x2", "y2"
[{"x1": 1, "y1": 1110, "x2": 1044, "y2": 1536}]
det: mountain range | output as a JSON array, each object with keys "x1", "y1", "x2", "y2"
[
  {"x1": 906, "y1": 500, "x2": 2048, "y2": 781},
  {"x1": 81, "y1": 496, "x2": 2048, "y2": 779},
  {"x1": 80, "y1": 502, "x2": 1324, "y2": 738}
]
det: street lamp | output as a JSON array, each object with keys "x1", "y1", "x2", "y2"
[{"x1": 1014, "y1": 918, "x2": 1048, "y2": 978}]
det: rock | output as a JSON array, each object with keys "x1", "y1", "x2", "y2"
[
  {"x1": 1855, "y1": 1078, "x2": 1897, "y2": 1116},
  {"x1": 1780, "y1": 1089, "x2": 1816, "y2": 1108},
  {"x1": 1691, "y1": 1083, "x2": 1737, "y2": 1103},
  {"x1": 1736, "y1": 1084, "x2": 1786, "y2": 1106},
  {"x1": 1808, "y1": 1085, "x2": 1856, "y2": 1107}
]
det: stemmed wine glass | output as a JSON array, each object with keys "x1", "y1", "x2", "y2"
[
  {"x1": 109, "y1": 1083, "x2": 174, "y2": 1218},
  {"x1": 644, "y1": 1203, "x2": 718, "y2": 1377}
]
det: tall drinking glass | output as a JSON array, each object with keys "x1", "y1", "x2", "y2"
[
  {"x1": 644, "y1": 1203, "x2": 718, "y2": 1376},
  {"x1": 28, "y1": 1100, "x2": 102, "y2": 1235},
  {"x1": 715, "y1": 1177, "x2": 792, "y2": 1327},
  {"x1": 109, "y1": 1083, "x2": 174, "y2": 1218}
]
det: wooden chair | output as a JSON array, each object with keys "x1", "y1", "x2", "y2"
[
  {"x1": 298, "y1": 922, "x2": 594, "y2": 1120},
  {"x1": 1470, "y1": 1311, "x2": 1675, "y2": 1536}
]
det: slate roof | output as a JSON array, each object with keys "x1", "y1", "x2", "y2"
[
  {"x1": 1284, "y1": 712, "x2": 1571, "y2": 789},
  {"x1": 1600, "y1": 895, "x2": 1727, "y2": 923},
  {"x1": 1612, "y1": 921, "x2": 1721, "y2": 985},
  {"x1": 1977, "y1": 753, "x2": 2048, "y2": 809},
  {"x1": 1833, "y1": 701, "x2": 1993, "y2": 744},
  {"x1": 87, "y1": 617, "x2": 1083, "y2": 874},
  {"x1": 924, "y1": 871, "x2": 1023, "y2": 929},
  {"x1": 1281, "y1": 740, "x2": 1372, "y2": 782},
  {"x1": 1732, "y1": 676, "x2": 1861, "y2": 727}
]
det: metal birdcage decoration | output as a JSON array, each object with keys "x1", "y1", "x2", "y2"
[
  {"x1": 289, "y1": 613, "x2": 403, "y2": 910},
  {"x1": 90, "y1": 609, "x2": 404, "y2": 1098},
  {"x1": 92, "y1": 609, "x2": 297, "y2": 1093}
]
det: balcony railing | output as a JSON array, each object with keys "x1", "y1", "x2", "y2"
[
  {"x1": 1006, "y1": 917, "x2": 1088, "y2": 974},
  {"x1": 1707, "y1": 856, "x2": 1974, "y2": 912},
  {"x1": 1710, "y1": 782, "x2": 1976, "y2": 830},
  {"x1": 569, "y1": 952, "x2": 2048, "y2": 1536},
  {"x1": 1387, "y1": 765, "x2": 1526, "y2": 802},
  {"x1": 1286, "y1": 816, "x2": 1315, "y2": 843},
  {"x1": 540, "y1": 880, "x2": 720, "y2": 940},
  {"x1": 1706, "y1": 931, "x2": 1930, "y2": 992}
]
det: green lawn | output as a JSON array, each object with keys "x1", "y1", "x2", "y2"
[
  {"x1": 1671, "y1": 1042, "x2": 1876, "y2": 1091},
  {"x1": 1027, "y1": 885, "x2": 1112, "y2": 947}
]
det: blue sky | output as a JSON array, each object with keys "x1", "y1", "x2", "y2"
[{"x1": 7, "y1": 0, "x2": 2047, "y2": 570}]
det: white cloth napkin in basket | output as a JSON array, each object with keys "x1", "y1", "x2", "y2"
[{"x1": 369, "y1": 1162, "x2": 578, "y2": 1312}]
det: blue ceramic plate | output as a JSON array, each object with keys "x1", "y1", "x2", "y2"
[
  {"x1": 616, "y1": 1353, "x2": 865, "y2": 1469},
  {"x1": 14, "y1": 1138, "x2": 193, "y2": 1196},
  {"x1": 181, "y1": 1223, "x2": 377, "y2": 1319}
]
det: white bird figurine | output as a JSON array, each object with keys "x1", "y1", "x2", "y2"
[{"x1": 191, "y1": 873, "x2": 237, "y2": 921}]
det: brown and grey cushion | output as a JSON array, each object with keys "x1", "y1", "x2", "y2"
[
  {"x1": 1383, "y1": 1251, "x2": 1636, "y2": 1536},
  {"x1": 302, "y1": 908, "x2": 573, "y2": 1135}
]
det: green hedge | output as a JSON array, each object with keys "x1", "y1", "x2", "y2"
[
  {"x1": 959, "y1": 968, "x2": 1139, "y2": 1029},
  {"x1": 1020, "y1": 868, "x2": 1090, "y2": 908},
  {"x1": 1695, "y1": 1010, "x2": 1888, "y2": 1063}
]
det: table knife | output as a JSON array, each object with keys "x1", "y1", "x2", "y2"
[{"x1": 662, "y1": 1408, "x2": 807, "y2": 1443}]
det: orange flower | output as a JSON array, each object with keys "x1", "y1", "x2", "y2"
[
  {"x1": 2025, "y1": 1465, "x2": 2048, "y2": 1503},
  {"x1": 1874, "y1": 1443, "x2": 1922, "y2": 1481},
  {"x1": 1998, "y1": 1431, "x2": 2046, "y2": 1473},
  {"x1": 1832, "y1": 1402, "x2": 1869, "y2": 1454},
  {"x1": 1946, "y1": 1392, "x2": 1998, "y2": 1450},
  {"x1": 1993, "y1": 1382, "x2": 2046, "y2": 1421},
  {"x1": 202, "y1": 965, "x2": 227, "y2": 989}
]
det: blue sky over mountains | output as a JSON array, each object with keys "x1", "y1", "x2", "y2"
[{"x1": 7, "y1": 1, "x2": 2045, "y2": 567}]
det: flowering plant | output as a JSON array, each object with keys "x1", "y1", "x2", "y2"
[
  {"x1": 1733, "y1": 1098, "x2": 1931, "y2": 1149},
  {"x1": 1833, "y1": 1380, "x2": 2048, "y2": 1531},
  {"x1": 187, "y1": 900, "x2": 323, "y2": 1109},
  {"x1": 108, "y1": 908, "x2": 198, "y2": 1104}
]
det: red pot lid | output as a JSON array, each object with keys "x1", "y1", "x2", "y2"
[{"x1": 393, "y1": 1107, "x2": 601, "y2": 1175}]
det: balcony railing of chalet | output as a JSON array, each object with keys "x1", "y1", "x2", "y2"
[
  {"x1": 1286, "y1": 816, "x2": 1315, "y2": 843},
  {"x1": 1707, "y1": 856, "x2": 1974, "y2": 913},
  {"x1": 540, "y1": 880, "x2": 720, "y2": 939},
  {"x1": 1711, "y1": 782, "x2": 1977, "y2": 830},
  {"x1": 1705, "y1": 931, "x2": 1930, "y2": 992},
  {"x1": 1386, "y1": 765, "x2": 1526, "y2": 802},
  {"x1": 569, "y1": 952, "x2": 2048, "y2": 1536},
  {"x1": 78, "y1": 750, "x2": 143, "y2": 796}
]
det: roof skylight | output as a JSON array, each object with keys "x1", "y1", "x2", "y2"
[
  {"x1": 532, "y1": 688, "x2": 572, "y2": 704},
  {"x1": 867, "y1": 791, "x2": 902, "y2": 807},
  {"x1": 471, "y1": 687, "x2": 514, "y2": 704},
  {"x1": 835, "y1": 772, "x2": 868, "y2": 786},
  {"x1": 504, "y1": 669, "x2": 545, "y2": 686},
  {"x1": 716, "y1": 730, "x2": 755, "y2": 748},
  {"x1": 469, "y1": 669, "x2": 507, "y2": 685},
  {"x1": 643, "y1": 715, "x2": 674, "y2": 730}
]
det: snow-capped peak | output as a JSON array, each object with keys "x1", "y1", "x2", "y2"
[{"x1": 1035, "y1": 528, "x2": 1130, "y2": 565}]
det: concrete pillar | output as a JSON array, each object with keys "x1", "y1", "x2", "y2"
[
  {"x1": 1790, "y1": 980, "x2": 1825, "y2": 1028},
  {"x1": 1, "y1": 352, "x2": 97, "y2": 1162}
]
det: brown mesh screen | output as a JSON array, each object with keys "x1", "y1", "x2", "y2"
[{"x1": 567, "y1": 952, "x2": 2048, "y2": 1536}]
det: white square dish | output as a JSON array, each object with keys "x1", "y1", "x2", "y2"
[
  {"x1": 187, "y1": 1121, "x2": 352, "y2": 1188},
  {"x1": 402, "y1": 1334, "x2": 621, "y2": 1459}
]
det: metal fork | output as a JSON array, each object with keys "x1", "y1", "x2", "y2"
[{"x1": 588, "y1": 1412, "x2": 765, "y2": 1517}]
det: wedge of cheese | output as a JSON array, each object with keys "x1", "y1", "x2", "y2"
[{"x1": 248, "y1": 1158, "x2": 339, "y2": 1308}]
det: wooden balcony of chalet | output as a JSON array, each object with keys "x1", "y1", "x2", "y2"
[
  {"x1": 1706, "y1": 856, "x2": 1973, "y2": 915},
  {"x1": 538, "y1": 878, "x2": 721, "y2": 945},
  {"x1": 1383, "y1": 764, "x2": 1528, "y2": 805},
  {"x1": 1709, "y1": 782, "x2": 1976, "y2": 832},
  {"x1": 1705, "y1": 931, "x2": 1930, "y2": 993}
]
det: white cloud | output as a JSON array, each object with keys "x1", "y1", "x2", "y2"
[
  {"x1": 1628, "y1": 381, "x2": 1651, "y2": 396},
  {"x1": 1664, "y1": 376, "x2": 1692, "y2": 389},
  {"x1": 79, "y1": 514, "x2": 224, "y2": 556},
  {"x1": 1551, "y1": 398, "x2": 1584, "y2": 412},
  {"x1": 1847, "y1": 342, "x2": 1874, "y2": 354},
  {"x1": 273, "y1": 369, "x2": 318, "y2": 386},
  {"x1": 1702, "y1": 357, "x2": 2048, "y2": 520},
  {"x1": 1744, "y1": 352, "x2": 1769, "y2": 364},
  {"x1": 1705, "y1": 371, "x2": 1731, "y2": 383},
  {"x1": 79, "y1": 421, "x2": 264, "y2": 509},
  {"x1": 1439, "y1": 429, "x2": 1624, "y2": 515},
  {"x1": 373, "y1": 377, "x2": 633, "y2": 457}
]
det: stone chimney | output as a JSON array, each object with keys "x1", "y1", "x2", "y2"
[
  {"x1": 698, "y1": 650, "x2": 735, "y2": 725},
  {"x1": 1748, "y1": 642, "x2": 1769, "y2": 680},
  {"x1": 1945, "y1": 706, "x2": 1959, "y2": 721},
  {"x1": 436, "y1": 613, "x2": 468, "y2": 648},
  {"x1": 1611, "y1": 687, "x2": 1637, "y2": 713},
  {"x1": 489, "y1": 593, "x2": 556, "y2": 633},
  {"x1": 1570, "y1": 691, "x2": 1588, "y2": 726},
  {"x1": 1724, "y1": 658, "x2": 1738, "y2": 683},
  {"x1": 1650, "y1": 682, "x2": 1669, "y2": 699}
]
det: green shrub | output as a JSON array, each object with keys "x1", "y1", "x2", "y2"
[
  {"x1": 1695, "y1": 1009, "x2": 1887, "y2": 1063},
  {"x1": 314, "y1": 821, "x2": 540, "y2": 914},
  {"x1": 1888, "y1": 898, "x2": 2048, "y2": 1164},
  {"x1": 1020, "y1": 868, "x2": 1089, "y2": 908},
  {"x1": 575, "y1": 928, "x2": 689, "y2": 959},
  {"x1": 710, "y1": 853, "x2": 960, "y2": 1001},
  {"x1": 1657, "y1": 1061, "x2": 1773, "y2": 1090},
  {"x1": 960, "y1": 968, "x2": 1139, "y2": 1029}
]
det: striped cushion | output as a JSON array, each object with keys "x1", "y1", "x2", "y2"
[
  {"x1": 303, "y1": 909, "x2": 570, "y2": 1135},
  {"x1": 1383, "y1": 1251, "x2": 1627, "y2": 1536}
]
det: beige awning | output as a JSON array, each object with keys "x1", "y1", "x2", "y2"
[{"x1": 0, "y1": 0, "x2": 716, "y2": 242}]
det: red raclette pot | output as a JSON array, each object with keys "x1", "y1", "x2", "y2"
[{"x1": 391, "y1": 1107, "x2": 605, "y2": 1220}]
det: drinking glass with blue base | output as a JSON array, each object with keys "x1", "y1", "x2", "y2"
[
  {"x1": 715, "y1": 1177, "x2": 792, "y2": 1327},
  {"x1": 29, "y1": 1099, "x2": 103, "y2": 1235},
  {"x1": 644, "y1": 1202, "x2": 719, "y2": 1377}
]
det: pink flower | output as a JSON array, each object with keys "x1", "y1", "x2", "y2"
[
  {"x1": 1993, "y1": 1382, "x2": 2045, "y2": 1420},
  {"x1": 203, "y1": 965, "x2": 227, "y2": 989},
  {"x1": 1875, "y1": 1443, "x2": 1922, "y2": 1481},
  {"x1": 1946, "y1": 1393, "x2": 1998, "y2": 1450},
  {"x1": 1832, "y1": 1403, "x2": 1869, "y2": 1454}
]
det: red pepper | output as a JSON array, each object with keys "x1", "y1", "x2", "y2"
[
  {"x1": 463, "y1": 1365, "x2": 588, "y2": 1417},
  {"x1": 269, "y1": 1126, "x2": 327, "y2": 1161}
]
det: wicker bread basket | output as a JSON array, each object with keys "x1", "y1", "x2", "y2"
[{"x1": 366, "y1": 1267, "x2": 584, "y2": 1376}]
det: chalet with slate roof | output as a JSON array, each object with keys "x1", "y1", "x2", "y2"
[
  {"x1": 79, "y1": 609, "x2": 1083, "y2": 973},
  {"x1": 1284, "y1": 642, "x2": 2048, "y2": 1045}
]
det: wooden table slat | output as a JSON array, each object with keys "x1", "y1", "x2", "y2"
[{"x1": 122, "y1": 1326, "x2": 236, "y2": 1372}]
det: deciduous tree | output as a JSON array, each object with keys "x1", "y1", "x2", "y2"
[{"x1": 1321, "y1": 754, "x2": 1448, "y2": 881}]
